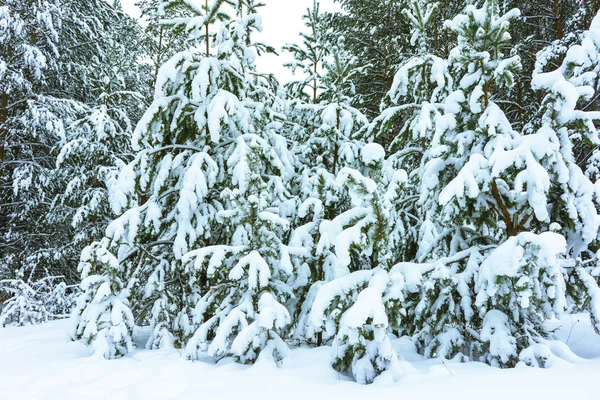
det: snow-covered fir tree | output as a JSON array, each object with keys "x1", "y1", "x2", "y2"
[
  {"x1": 71, "y1": 0, "x2": 297, "y2": 362},
  {"x1": 307, "y1": 147, "x2": 413, "y2": 383},
  {"x1": 282, "y1": 0, "x2": 328, "y2": 105},
  {"x1": 49, "y1": 11, "x2": 148, "y2": 272},
  {"x1": 0, "y1": 0, "x2": 63, "y2": 284},
  {"x1": 136, "y1": 0, "x2": 192, "y2": 87},
  {"x1": 70, "y1": 239, "x2": 135, "y2": 358},
  {"x1": 319, "y1": 0, "x2": 412, "y2": 121},
  {"x1": 0, "y1": 0, "x2": 148, "y2": 292},
  {"x1": 282, "y1": 3, "x2": 373, "y2": 347},
  {"x1": 363, "y1": 0, "x2": 448, "y2": 261},
  {"x1": 310, "y1": 1, "x2": 600, "y2": 380},
  {"x1": 0, "y1": 272, "x2": 74, "y2": 327},
  {"x1": 529, "y1": 10, "x2": 600, "y2": 336},
  {"x1": 379, "y1": 1, "x2": 600, "y2": 368}
]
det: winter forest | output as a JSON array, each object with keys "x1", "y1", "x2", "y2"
[{"x1": 2, "y1": 0, "x2": 600, "y2": 387}]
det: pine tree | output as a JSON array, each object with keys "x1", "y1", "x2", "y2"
[
  {"x1": 136, "y1": 0, "x2": 191, "y2": 87},
  {"x1": 479, "y1": 0, "x2": 600, "y2": 133},
  {"x1": 1, "y1": 0, "x2": 148, "y2": 289},
  {"x1": 0, "y1": 0, "x2": 64, "y2": 284},
  {"x1": 50, "y1": 8, "x2": 148, "y2": 274},
  {"x1": 383, "y1": 0, "x2": 600, "y2": 367},
  {"x1": 320, "y1": 0, "x2": 411, "y2": 121},
  {"x1": 529, "y1": 10, "x2": 600, "y2": 338},
  {"x1": 283, "y1": 5, "x2": 370, "y2": 346},
  {"x1": 0, "y1": 268, "x2": 74, "y2": 327},
  {"x1": 72, "y1": 0, "x2": 296, "y2": 363},
  {"x1": 308, "y1": 147, "x2": 410, "y2": 383},
  {"x1": 363, "y1": 0, "x2": 449, "y2": 262},
  {"x1": 70, "y1": 239, "x2": 135, "y2": 358},
  {"x1": 2, "y1": 0, "x2": 599, "y2": 384},
  {"x1": 400, "y1": 0, "x2": 564, "y2": 365},
  {"x1": 282, "y1": 0, "x2": 328, "y2": 105}
]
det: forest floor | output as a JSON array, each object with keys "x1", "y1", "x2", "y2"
[{"x1": 0, "y1": 314, "x2": 599, "y2": 399}]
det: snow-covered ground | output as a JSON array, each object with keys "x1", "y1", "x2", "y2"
[{"x1": 1, "y1": 315, "x2": 599, "y2": 399}]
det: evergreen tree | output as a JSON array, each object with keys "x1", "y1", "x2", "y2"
[
  {"x1": 308, "y1": 147, "x2": 410, "y2": 383},
  {"x1": 320, "y1": 0, "x2": 411, "y2": 121},
  {"x1": 71, "y1": 0, "x2": 296, "y2": 363},
  {"x1": 3, "y1": 0, "x2": 600, "y2": 387},
  {"x1": 488, "y1": 0, "x2": 600, "y2": 133},
  {"x1": 382, "y1": 0, "x2": 600, "y2": 367},
  {"x1": 363, "y1": 0, "x2": 449, "y2": 261},
  {"x1": 0, "y1": 272, "x2": 73, "y2": 327},
  {"x1": 0, "y1": 0, "x2": 64, "y2": 284},
  {"x1": 70, "y1": 239, "x2": 135, "y2": 358},
  {"x1": 0, "y1": 0, "x2": 148, "y2": 289},
  {"x1": 529, "y1": 10, "x2": 600, "y2": 336},
  {"x1": 49, "y1": 9, "x2": 148, "y2": 274},
  {"x1": 283, "y1": 4, "x2": 370, "y2": 346},
  {"x1": 282, "y1": 0, "x2": 328, "y2": 104},
  {"x1": 136, "y1": 0, "x2": 191, "y2": 87}
]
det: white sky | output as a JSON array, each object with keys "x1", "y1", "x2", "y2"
[{"x1": 120, "y1": 0, "x2": 340, "y2": 82}]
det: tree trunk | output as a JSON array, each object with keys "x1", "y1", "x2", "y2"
[
  {"x1": 332, "y1": 108, "x2": 340, "y2": 175},
  {"x1": 154, "y1": 26, "x2": 164, "y2": 84},
  {"x1": 553, "y1": 0, "x2": 563, "y2": 41},
  {"x1": 433, "y1": 11, "x2": 439, "y2": 54},
  {"x1": 0, "y1": 91, "x2": 7, "y2": 161},
  {"x1": 313, "y1": 61, "x2": 318, "y2": 105},
  {"x1": 205, "y1": 0, "x2": 210, "y2": 58}
]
